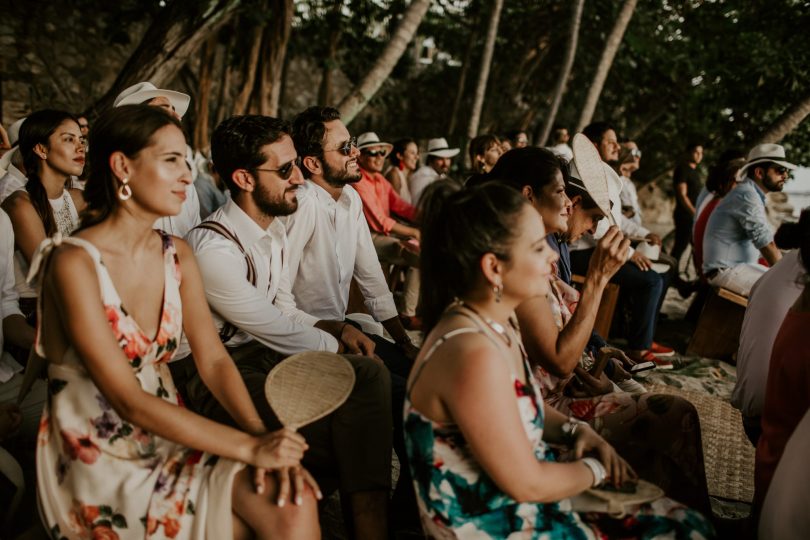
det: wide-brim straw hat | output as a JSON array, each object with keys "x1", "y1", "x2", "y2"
[
  {"x1": 426, "y1": 137, "x2": 460, "y2": 158},
  {"x1": 737, "y1": 143, "x2": 797, "y2": 181},
  {"x1": 113, "y1": 81, "x2": 191, "y2": 119},
  {"x1": 264, "y1": 351, "x2": 355, "y2": 431},
  {"x1": 357, "y1": 132, "x2": 393, "y2": 153},
  {"x1": 570, "y1": 133, "x2": 616, "y2": 226}
]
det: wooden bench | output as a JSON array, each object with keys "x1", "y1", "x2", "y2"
[
  {"x1": 571, "y1": 274, "x2": 621, "y2": 338},
  {"x1": 686, "y1": 286, "x2": 748, "y2": 363}
]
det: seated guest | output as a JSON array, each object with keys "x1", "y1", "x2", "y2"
[
  {"x1": 352, "y1": 131, "x2": 422, "y2": 328},
  {"x1": 703, "y1": 143, "x2": 796, "y2": 296},
  {"x1": 692, "y1": 151, "x2": 745, "y2": 280},
  {"x1": 408, "y1": 136, "x2": 459, "y2": 204},
  {"x1": 571, "y1": 126, "x2": 673, "y2": 366},
  {"x1": 30, "y1": 105, "x2": 319, "y2": 540},
  {"x1": 507, "y1": 129, "x2": 530, "y2": 150},
  {"x1": 733, "y1": 212, "x2": 808, "y2": 445},
  {"x1": 548, "y1": 125, "x2": 573, "y2": 161},
  {"x1": 0, "y1": 117, "x2": 28, "y2": 203},
  {"x1": 754, "y1": 214, "x2": 810, "y2": 510},
  {"x1": 173, "y1": 115, "x2": 394, "y2": 538},
  {"x1": 113, "y1": 81, "x2": 202, "y2": 236},
  {"x1": 384, "y1": 137, "x2": 419, "y2": 204},
  {"x1": 2, "y1": 110, "x2": 86, "y2": 321},
  {"x1": 759, "y1": 408, "x2": 810, "y2": 540},
  {"x1": 405, "y1": 181, "x2": 714, "y2": 538},
  {"x1": 469, "y1": 134, "x2": 503, "y2": 174},
  {"x1": 476, "y1": 147, "x2": 712, "y2": 513}
]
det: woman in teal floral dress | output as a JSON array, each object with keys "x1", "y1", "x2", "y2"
[
  {"x1": 405, "y1": 182, "x2": 714, "y2": 538},
  {"x1": 30, "y1": 105, "x2": 319, "y2": 539}
]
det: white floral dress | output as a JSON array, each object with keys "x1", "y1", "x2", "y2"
[{"x1": 32, "y1": 232, "x2": 243, "y2": 540}]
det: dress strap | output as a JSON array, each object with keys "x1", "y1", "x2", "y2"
[{"x1": 406, "y1": 327, "x2": 483, "y2": 399}]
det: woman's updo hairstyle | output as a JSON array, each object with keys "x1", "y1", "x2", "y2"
[
  {"x1": 418, "y1": 180, "x2": 528, "y2": 331},
  {"x1": 18, "y1": 109, "x2": 78, "y2": 235},
  {"x1": 774, "y1": 208, "x2": 810, "y2": 274},
  {"x1": 478, "y1": 146, "x2": 566, "y2": 195},
  {"x1": 80, "y1": 104, "x2": 181, "y2": 230}
]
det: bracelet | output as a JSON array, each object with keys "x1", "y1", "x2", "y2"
[
  {"x1": 581, "y1": 457, "x2": 607, "y2": 487},
  {"x1": 561, "y1": 416, "x2": 586, "y2": 443},
  {"x1": 339, "y1": 322, "x2": 349, "y2": 341}
]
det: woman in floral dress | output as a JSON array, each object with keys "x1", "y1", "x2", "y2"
[
  {"x1": 30, "y1": 105, "x2": 319, "y2": 539},
  {"x1": 404, "y1": 181, "x2": 714, "y2": 538}
]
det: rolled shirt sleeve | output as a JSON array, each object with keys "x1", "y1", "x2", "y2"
[{"x1": 736, "y1": 192, "x2": 774, "y2": 250}]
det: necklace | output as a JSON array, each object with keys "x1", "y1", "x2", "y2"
[{"x1": 454, "y1": 300, "x2": 512, "y2": 348}]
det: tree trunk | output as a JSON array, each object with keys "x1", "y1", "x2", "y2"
[
  {"x1": 537, "y1": 0, "x2": 585, "y2": 146},
  {"x1": 447, "y1": 19, "x2": 478, "y2": 135},
  {"x1": 260, "y1": 0, "x2": 293, "y2": 116},
  {"x1": 214, "y1": 26, "x2": 235, "y2": 125},
  {"x1": 465, "y1": 0, "x2": 504, "y2": 141},
  {"x1": 232, "y1": 24, "x2": 264, "y2": 116},
  {"x1": 194, "y1": 35, "x2": 217, "y2": 149},
  {"x1": 337, "y1": 0, "x2": 432, "y2": 125},
  {"x1": 318, "y1": 1, "x2": 344, "y2": 107},
  {"x1": 85, "y1": 0, "x2": 243, "y2": 118},
  {"x1": 575, "y1": 0, "x2": 638, "y2": 132},
  {"x1": 754, "y1": 93, "x2": 810, "y2": 145}
]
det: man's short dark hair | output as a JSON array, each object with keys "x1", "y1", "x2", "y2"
[
  {"x1": 581, "y1": 121, "x2": 616, "y2": 144},
  {"x1": 686, "y1": 142, "x2": 703, "y2": 152},
  {"x1": 291, "y1": 106, "x2": 341, "y2": 179},
  {"x1": 211, "y1": 115, "x2": 291, "y2": 194}
]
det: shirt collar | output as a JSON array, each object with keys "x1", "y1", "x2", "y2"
[
  {"x1": 743, "y1": 176, "x2": 768, "y2": 204},
  {"x1": 309, "y1": 180, "x2": 348, "y2": 206},
  {"x1": 222, "y1": 198, "x2": 284, "y2": 249}
]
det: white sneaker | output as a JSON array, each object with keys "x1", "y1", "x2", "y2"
[{"x1": 616, "y1": 378, "x2": 647, "y2": 394}]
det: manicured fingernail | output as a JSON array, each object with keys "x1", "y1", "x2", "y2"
[
  {"x1": 278, "y1": 498, "x2": 285, "y2": 507},
  {"x1": 257, "y1": 486, "x2": 263, "y2": 494},
  {"x1": 296, "y1": 496, "x2": 303, "y2": 506}
]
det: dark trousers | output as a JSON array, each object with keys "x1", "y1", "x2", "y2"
[
  {"x1": 169, "y1": 341, "x2": 393, "y2": 495},
  {"x1": 671, "y1": 212, "x2": 693, "y2": 267},
  {"x1": 570, "y1": 248, "x2": 666, "y2": 350},
  {"x1": 743, "y1": 415, "x2": 762, "y2": 447}
]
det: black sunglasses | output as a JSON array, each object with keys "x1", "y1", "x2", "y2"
[
  {"x1": 255, "y1": 156, "x2": 302, "y2": 180},
  {"x1": 324, "y1": 137, "x2": 357, "y2": 156},
  {"x1": 770, "y1": 165, "x2": 788, "y2": 175},
  {"x1": 361, "y1": 149, "x2": 388, "y2": 157}
]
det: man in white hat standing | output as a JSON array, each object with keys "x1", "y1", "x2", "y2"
[
  {"x1": 702, "y1": 143, "x2": 796, "y2": 296},
  {"x1": 114, "y1": 82, "x2": 201, "y2": 237},
  {"x1": 408, "y1": 137, "x2": 460, "y2": 205},
  {"x1": 0, "y1": 118, "x2": 28, "y2": 203},
  {"x1": 353, "y1": 131, "x2": 422, "y2": 328}
]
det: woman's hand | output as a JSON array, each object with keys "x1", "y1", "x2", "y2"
[
  {"x1": 573, "y1": 425, "x2": 636, "y2": 487},
  {"x1": 251, "y1": 428, "x2": 308, "y2": 470},
  {"x1": 273, "y1": 466, "x2": 322, "y2": 507}
]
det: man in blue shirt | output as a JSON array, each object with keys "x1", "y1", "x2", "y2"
[{"x1": 703, "y1": 143, "x2": 796, "y2": 296}]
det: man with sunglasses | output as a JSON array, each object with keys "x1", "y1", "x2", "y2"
[
  {"x1": 703, "y1": 143, "x2": 797, "y2": 296},
  {"x1": 173, "y1": 115, "x2": 396, "y2": 539},
  {"x1": 352, "y1": 131, "x2": 422, "y2": 329}
]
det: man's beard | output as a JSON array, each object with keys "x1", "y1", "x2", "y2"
[
  {"x1": 323, "y1": 158, "x2": 361, "y2": 188},
  {"x1": 764, "y1": 176, "x2": 785, "y2": 192},
  {"x1": 254, "y1": 181, "x2": 298, "y2": 217}
]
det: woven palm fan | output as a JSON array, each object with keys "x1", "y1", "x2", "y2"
[
  {"x1": 586, "y1": 479, "x2": 664, "y2": 517},
  {"x1": 264, "y1": 352, "x2": 355, "y2": 431}
]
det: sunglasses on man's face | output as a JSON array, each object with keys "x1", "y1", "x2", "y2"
[
  {"x1": 362, "y1": 149, "x2": 388, "y2": 158},
  {"x1": 324, "y1": 137, "x2": 357, "y2": 156},
  {"x1": 770, "y1": 166, "x2": 789, "y2": 175},
  {"x1": 255, "y1": 156, "x2": 302, "y2": 180}
]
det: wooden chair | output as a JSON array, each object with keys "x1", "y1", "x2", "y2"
[
  {"x1": 686, "y1": 286, "x2": 748, "y2": 363},
  {"x1": 570, "y1": 274, "x2": 621, "y2": 338}
]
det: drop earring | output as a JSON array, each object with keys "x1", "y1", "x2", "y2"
[
  {"x1": 118, "y1": 177, "x2": 132, "y2": 201},
  {"x1": 493, "y1": 283, "x2": 503, "y2": 303}
]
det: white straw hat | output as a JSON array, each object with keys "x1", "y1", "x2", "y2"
[
  {"x1": 570, "y1": 133, "x2": 615, "y2": 225},
  {"x1": 113, "y1": 82, "x2": 191, "y2": 119},
  {"x1": 357, "y1": 132, "x2": 393, "y2": 152},
  {"x1": 737, "y1": 143, "x2": 797, "y2": 181},
  {"x1": 426, "y1": 137, "x2": 460, "y2": 158}
]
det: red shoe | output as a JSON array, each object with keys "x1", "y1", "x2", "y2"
[
  {"x1": 400, "y1": 314, "x2": 422, "y2": 331},
  {"x1": 649, "y1": 341, "x2": 675, "y2": 357}
]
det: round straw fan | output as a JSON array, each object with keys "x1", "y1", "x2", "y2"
[
  {"x1": 587, "y1": 479, "x2": 664, "y2": 516},
  {"x1": 264, "y1": 352, "x2": 355, "y2": 431}
]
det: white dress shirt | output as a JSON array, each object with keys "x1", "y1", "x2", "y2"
[
  {"x1": 154, "y1": 182, "x2": 201, "y2": 237},
  {"x1": 281, "y1": 181, "x2": 398, "y2": 322},
  {"x1": 177, "y1": 199, "x2": 338, "y2": 358},
  {"x1": 619, "y1": 175, "x2": 643, "y2": 226},
  {"x1": 0, "y1": 164, "x2": 26, "y2": 204},
  {"x1": 732, "y1": 250, "x2": 804, "y2": 417},
  {"x1": 0, "y1": 209, "x2": 24, "y2": 382},
  {"x1": 408, "y1": 165, "x2": 440, "y2": 206}
]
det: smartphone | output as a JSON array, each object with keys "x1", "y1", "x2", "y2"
[{"x1": 630, "y1": 361, "x2": 656, "y2": 373}]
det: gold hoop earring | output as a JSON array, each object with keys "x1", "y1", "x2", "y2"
[
  {"x1": 493, "y1": 283, "x2": 503, "y2": 303},
  {"x1": 118, "y1": 177, "x2": 132, "y2": 201}
]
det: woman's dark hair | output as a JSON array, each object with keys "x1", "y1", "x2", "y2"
[
  {"x1": 483, "y1": 147, "x2": 565, "y2": 196},
  {"x1": 80, "y1": 105, "x2": 182, "y2": 230},
  {"x1": 468, "y1": 134, "x2": 500, "y2": 172},
  {"x1": 418, "y1": 181, "x2": 528, "y2": 332},
  {"x1": 18, "y1": 109, "x2": 78, "y2": 235},
  {"x1": 774, "y1": 209, "x2": 810, "y2": 272},
  {"x1": 389, "y1": 137, "x2": 416, "y2": 168},
  {"x1": 706, "y1": 149, "x2": 746, "y2": 196}
]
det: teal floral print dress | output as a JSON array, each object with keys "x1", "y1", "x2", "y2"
[
  {"x1": 403, "y1": 325, "x2": 715, "y2": 539},
  {"x1": 32, "y1": 233, "x2": 244, "y2": 540}
]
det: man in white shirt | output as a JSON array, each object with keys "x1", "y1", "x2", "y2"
[
  {"x1": 171, "y1": 114, "x2": 393, "y2": 537},
  {"x1": 0, "y1": 118, "x2": 28, "y2": 204},
  {"x1": 408, "y1": 137, "x2": 459, "y2": 205},
  {"x1": 113, "y1": 82, "x2": 201, "y2": 236}
]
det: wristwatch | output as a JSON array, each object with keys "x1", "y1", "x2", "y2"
[{"x1": 561, "y1": 417, "x2": 586, "y2": 442}]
